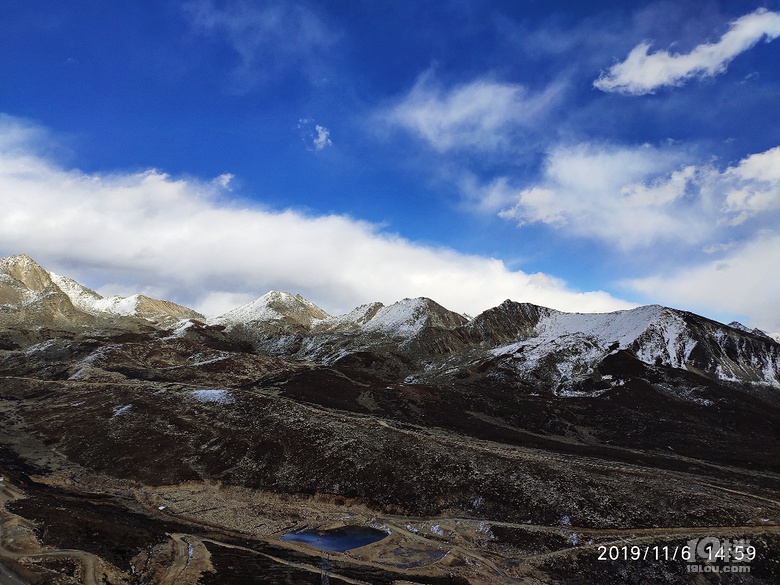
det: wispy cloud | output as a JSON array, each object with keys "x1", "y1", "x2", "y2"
[
  {"x1": 182, "y1": 0, "x2": 337, "y2": 92},
  {"x1": 313, "y1": 125, "x2": 332, "y2": 150},
  {"x1": 629, "y1": 232, "x2": 780, "y2": 332},
  {"x1": 298, "y1": 118, "x2": 332, "y2": 151},
  {"x1": 0, "y1": 115, "x2": 628, "y2": 318},
  {"x1": 595, "y1": 8, "x2": 780, "y2": 95},
  {"x1": 382, "y1": 71, "x2": 564, "y2": 152},
  {"x1": 212, "y1": 172, "x2": 235, "y2": 190}
]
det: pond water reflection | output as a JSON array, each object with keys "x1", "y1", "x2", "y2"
[{"x1": 280, "y1": 526, "x2": 388, "y2": 552}]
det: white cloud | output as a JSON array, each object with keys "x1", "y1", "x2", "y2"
[
  {"x1": 487, "y1": 141, "x2": 780, "y2": 330},
  {"x1": 629, "y1": 232, "x2": 780, "y2": 332},
  {"x1": 721, "y1": 146, "x2": 780, "y2": 225},
  {"x1": 313, "y1": 125, "x2": 332, "y2": 150},
  {"x1": 595, "y1": 8, "x2": 780, "y2": 95},
  {"x1": 383, "y1": 71, "x2": 563, "y2": 152},
  {"x1": 212, "y1": 173, "x2": 235, "y2": 190},
  {"x1": 298, "y1": 118, "x2": 332, "y2": 151},
  {"x1": 457, "y1": 175, "x2": 523, "y2": 214},
  {"x1": 702, "y1": 241, "x2": 736, "y2": 255},
  {"x1": 495, "y1": 143, "x2": 702, "y2": 248},
  {"x1": 0, "y1": 116, "x2": 629, "y2": 318},
  {"x1": 621, "y1": 165, "x2": 698, "y2": 207},
  {"x1": 493, "y1": 142, "x2": 780, "y2": 249},
  {"x1": 726, "y1": 145, "x2": 780, "y2": 183}
]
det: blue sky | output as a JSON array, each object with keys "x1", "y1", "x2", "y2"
[{"x1": 2, "y1": 0, "x2": 780, "y2": 331}]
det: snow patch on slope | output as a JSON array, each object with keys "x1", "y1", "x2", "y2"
[
  {"x1": 362, "y1": 298, "x2": 433, "y2": 336},
  {"x1": 317, "y1": 302, "x2": 384, "y2": 332},
  {"x1": 539, "y1": 304, "x2": 668, "y2": 349},
  {"x1": 491, "y1": 305, "x2": 667, "y2": 359},
  {"x1": 189, "y1": 389, "x2": 235, "y2": 405},
  {"x1": 164, "y1": 319, "x2": 196, "y2": 339}
]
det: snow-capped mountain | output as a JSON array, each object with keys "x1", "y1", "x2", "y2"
[
  {"x1": 207, "y1": 287, "x2": 780, "y2": 393},
  {"x1": 480, "y1": 302, "x2": 780, "y2": 393},
  {"x1": 209, "y1": 293, "x2": 471, "y2": 356},
  {"x1": 310, "y1": 297, "x2": 469, "y2": 338},
  {"x1": 314, "y1": 301, "x2": 385, "y2": 333},
  {"x1": 4, "y1": 263, "x2": 779, "y2": 585},
  {"x1": 212, "y1": 290, "x2": 330, "y2": 329},
  {"x1": 0, "y1": 254, "x2": 203, "y2": 329},
  {"x1": 49, "y1": 271, "x2": 203, "y2": 326},
  {"x1": 1, "y1": 254, "x2": 100, "y2": 329},
  {"x1": 356, "y1": 297, "x2": 469, "y2": 337},
  {"x1": 211, "y1": 294, "x2": 467, "y2": 337}
]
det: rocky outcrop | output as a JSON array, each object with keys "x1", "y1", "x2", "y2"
[
  {"x1": 0, "y1": 254, "x2": 99, "y2": 329},
  {"x1": 459, "y1": 299, "x2": 553, "y2": 345}
]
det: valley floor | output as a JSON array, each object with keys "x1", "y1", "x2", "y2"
[{"x1": 2, "y1": 380, "x2": 779, "y2": 584}]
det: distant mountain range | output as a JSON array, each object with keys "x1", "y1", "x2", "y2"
[{"x1": 2, "y1": 253, "x2": 778, "y2": 399}]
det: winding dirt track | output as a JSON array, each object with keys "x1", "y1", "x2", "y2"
[
  {"x1": 159, "y1": 534, "x2": 192, "y2": 585},
  {"x1": 0, "y1": 481, "x2": 104, "y2": 585},
  {"x1": 150, "y1": 521, "x2": 780, "y2": 585},
  {"x1": 2, "y1": 467, "x2": 779, "y2": 585}
]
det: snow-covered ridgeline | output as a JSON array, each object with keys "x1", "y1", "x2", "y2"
[
  {"x1": 48, "y1": 271, "x2": 203, "y2": 325},
  {"x1": 210, "y1": 289, "x2": 779, "y2": 387},
  {"x1": 315, "y1": 302, "x2": 384, "y2": 332},
  {"x1": 212, "y1": 293, "x2": 468, "y2": 339},
  {"x1": 491, "y1": 304, "x2": 780, "y2": 387},
  {"x1": 358, "y1": 297, "x2": 468, "y2": 337},
  {"x1": 50, "y1": 272, "x2": 141, "y2": 317},
  {"x1": 491, "y1": 305, "x2": 673, "y2": 356},
  {"x1": 212, "y1": 290, "x2": 330, "y2": 327}
]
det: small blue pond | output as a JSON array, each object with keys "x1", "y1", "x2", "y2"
[{"x1": 280, "y1": 526, "x2": 388, "y2": 552}]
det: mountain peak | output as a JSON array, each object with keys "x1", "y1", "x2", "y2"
[
  {"x1": 48, "y1": 272, "x2": 204, "y2": 326},
  {"x1": 464, "y1": 300, "x2": 554, "y2": 344},
  {"x1": 213, "y1": 290, "x2": 330, "y2": 328},
  {"x1": 0, "y1": 253, "x2": 55, "y2": 292},
  {"x1": 1, "y1": 254, "x2": 204, "y2": 329},
  {"x1": 360, "y1": 296, "x2": 469, "y2": 337}
]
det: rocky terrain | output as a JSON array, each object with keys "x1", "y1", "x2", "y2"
[{"x1": 0, "y1": 254, "x2": 779, "y2": 584}]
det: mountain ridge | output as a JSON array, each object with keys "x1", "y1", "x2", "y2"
[
  {"x1": 2, "y1": 253, "x2": 779, "y2": 393},
  {"x1": 0, "y1": 254, "x2": 204, "y2": 329}
]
